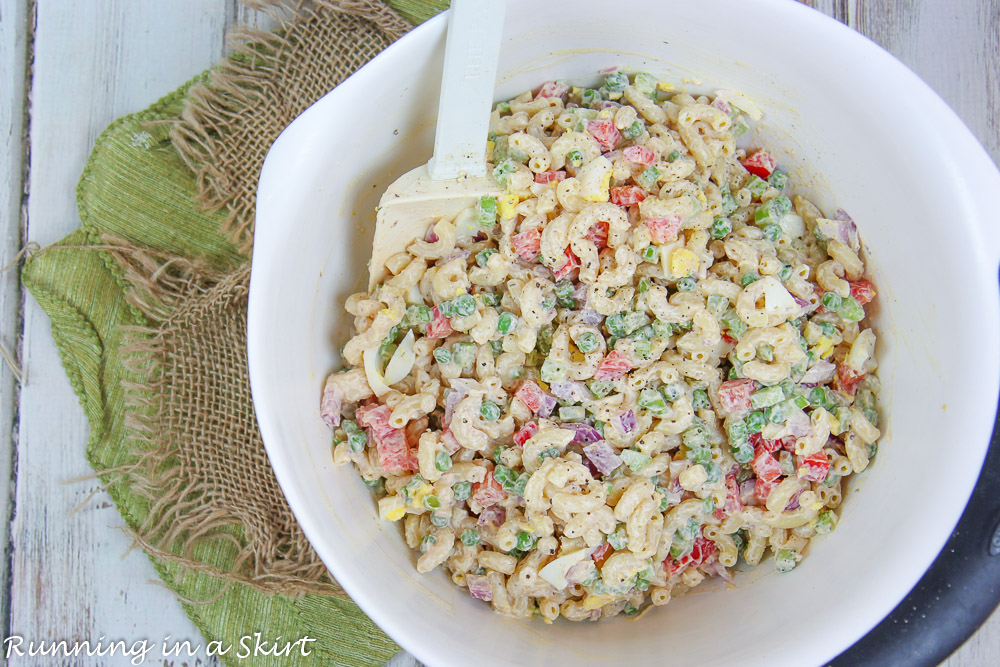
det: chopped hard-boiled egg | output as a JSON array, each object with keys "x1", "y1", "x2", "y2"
[
  {"x1": 669, "y1": 248, "x2": 700, "y2": 278},
  {"x1": 363, "y1": 347, "x2": 393, "y2": 397},
  {"x1": 383, "y1": 329, "x2": 416, "y2": 385},
  {"x1": 583, "y1": 594, "x2": 614, "y2": 610},
  {"x1": 538, "y1": 547, "x2": 595, "y2": 590},
  {"x1": 378, "y1": 496, "x2": 407, "y2": 522},
  {"x1": 498, "y1": 192, "x2": 519, "y2": 219},
  {"x1": 813, "y1": 336, "x2": 835, "y2": 359},
  {"x1": 678, "y1": 464, "x2": 708, "y2": 491}
]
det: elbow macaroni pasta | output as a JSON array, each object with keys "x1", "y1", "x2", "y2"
[{"x1": 321, "y1": 72, "x2": 883, "y2": 622}]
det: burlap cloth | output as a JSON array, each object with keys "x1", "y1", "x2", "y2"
[{"x1": 21, "y1": 0, "x2": 448, "y2": 664}]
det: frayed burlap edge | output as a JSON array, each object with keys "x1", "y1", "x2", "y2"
[
  {"x1": 111, "y1": 243, "x2": 341, "y2": 598},
  {"x1": 169, "y1": 0, "x2": 411, "y2": 252}
]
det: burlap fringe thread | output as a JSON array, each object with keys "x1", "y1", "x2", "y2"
[
  {"x1": 104, "y1": 0, "x2": 414, "y2": 598},
  {"x1": 169, "y1": 0, "x2": 411, "y2": 252},
  {"x1": 114, "y1": 245, "x2": 339, "y2": 597}
]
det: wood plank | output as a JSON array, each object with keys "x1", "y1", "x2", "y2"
[
  {"x1": 0, "y1": 0, "x2": 29, "y2": 644},
  {"x1": 10, "y1": 1, "x2": 234, "y2": 662}
]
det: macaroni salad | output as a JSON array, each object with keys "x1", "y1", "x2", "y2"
[{"x1": 321, "y1": 71, "x2": 881, "y2": 622}]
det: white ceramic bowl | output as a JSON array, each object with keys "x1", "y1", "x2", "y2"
[{"x1": 248, "y1": 2, "x2": 1000, "y2": 665}]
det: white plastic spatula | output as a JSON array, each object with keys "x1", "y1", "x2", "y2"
[{"x1": 368, "y1": 0, "x2": 505, "y2": 289}]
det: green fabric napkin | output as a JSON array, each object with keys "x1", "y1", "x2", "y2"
[{"x1": 22, "y1": 1, "x2": 451, "y2": 663}]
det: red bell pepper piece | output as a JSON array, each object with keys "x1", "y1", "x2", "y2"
[
  {"x1": 718, "y1": 379, "x2": 756, "y2": 412},
  {"x1": 741, "y1": 149, "x2": 776, "y2": 179}
]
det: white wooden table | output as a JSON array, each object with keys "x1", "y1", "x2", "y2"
[{"x1": 1, "y1": 1, "x2": 997, "y2": 665}]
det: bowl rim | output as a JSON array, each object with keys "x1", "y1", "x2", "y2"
[{"x1": 249, "y1": 2, "x2": 1000, "y2": 665}]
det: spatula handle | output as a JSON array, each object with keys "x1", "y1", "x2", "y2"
[{"x1": 427, "y1": 0, "x2": 505, "y2": 181}]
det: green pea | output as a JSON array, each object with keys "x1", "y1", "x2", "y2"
[
  {"x1": 435, "y1": 451, "x2": 452, "y2": 472},
  {"x1": 821, "y1": 291, "x2": 843, "y2": 311},
  {"x1": 480, "y1": 400, "x2": 501, "y2": 421},
  {"x1": 461, "y1": 529, "x2": 481, "y2": 546},
  {"x1": 452, "y1": 481, "x2": 472, "y2": 501},
  {"x1": 711, "y1": 217, "x2": 732, "y2": 239},
  {"x1": 745, "y1": 411, "x2": 766, "y2": 433},
  {"x1": 497, "y1": 310, "x2": 518, "y2": 335},
  {"x1": 476, "y1": 248, "x2": 497, "y2": 268},
  {"x1": 516, "y1": 531, "x2": 537, "y2": 551}
]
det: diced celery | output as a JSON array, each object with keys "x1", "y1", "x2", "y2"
[
  {"x1": 634, "y1": 72, "x2": 658, "y2": 96},
  {"x1": 676, "y1": 277, "x2": 696, "y2": 291},
  {"x1": 622, "y1": 120, "x2": 644, "y2": 139},
  {"x1": 637, "y1": 166, "x2": 660, "y2": 190},
  {"x1": 492, "y1": 159, "x2": 517, "y2": 187},
  {"x1": 692, "y1": 388, "x2": 709, "y2": 410},
  {"x1": 774, "y1": 549, "x2": 798, "y2": 573},
  {"x1": 540, "y1": 359, "x2": 568, "y2": 384},
  {"x1": 639, "y1": 387, "x2": 668, "y2": 413},
  {"x1": 745, "y1": 175, "x2": 768, "y2": 197},
  {"x1": 751, "y1": 385, "x2": 785, "y2": 409},
  {"x1": 620, "y1": 449, "x2": 652, "y2": 472},
  {"x1": 576, "y1": 331, "x2": 600, "y2": 353}
]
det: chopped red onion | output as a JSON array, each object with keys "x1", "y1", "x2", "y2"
[
  {"x1": 784, "y1": 409, "x2": 811, "y2": 437},
  {"x1": 563, "y1": 422, "x2": 603, "y2": 444},
  {"x1": 712, "y1": 98, "x2": 732, "y2": 114},
  {"x1": 442, "y1": 249, "x2": 472, "y2": 263},
  {"x1": 536, "y1": 392, "x2": 558, "y2": 418},
  {"x1": 571, "y1": 282, "x2": 588, "y2": 306},
  {"x1": 441, "y1": 429, "x2": 461, "y2": 454},
  {"x1": 549, "y1": 380, "x2": 591, "y2": 403},
  {"x1": 583, "y1": 440, "x2": 623, "y2": 476},
  {"x1": 320, "y1": 379, "x2": 342, "y2": 429},
  {"x1": 443, "y1": 388, "x2": 465, "y2": 427},
  {"x1": 466, "y1": 574, "x2": 493, "y2": 602},
  {"x1": 576, "y1": 309, "x2": 603, "y2": 326},
  {"x1": 477, "y1": 506, "x2": 506, "y2": 532},
  {"x1": 740, "y1": 480, "x2": 757, "y2": 506},
  {"x1": 800, "y1": 360, "x2": 836, "y2": 385},
  {"x1": 701, "y1": 559, "x2": 733, "y2": 582},
  {"x1": 835, "y1": 209, "x2": 861, "y2": 252},
  {"x1": 599, "y1": 66, "x2": 620, "y2": 75},
  {"x1": 785, "y1": 488, "x2": 804, "y2": 511},
  {"x1": 613, "y1": 409, "x2": 637, "y2": 434}
]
